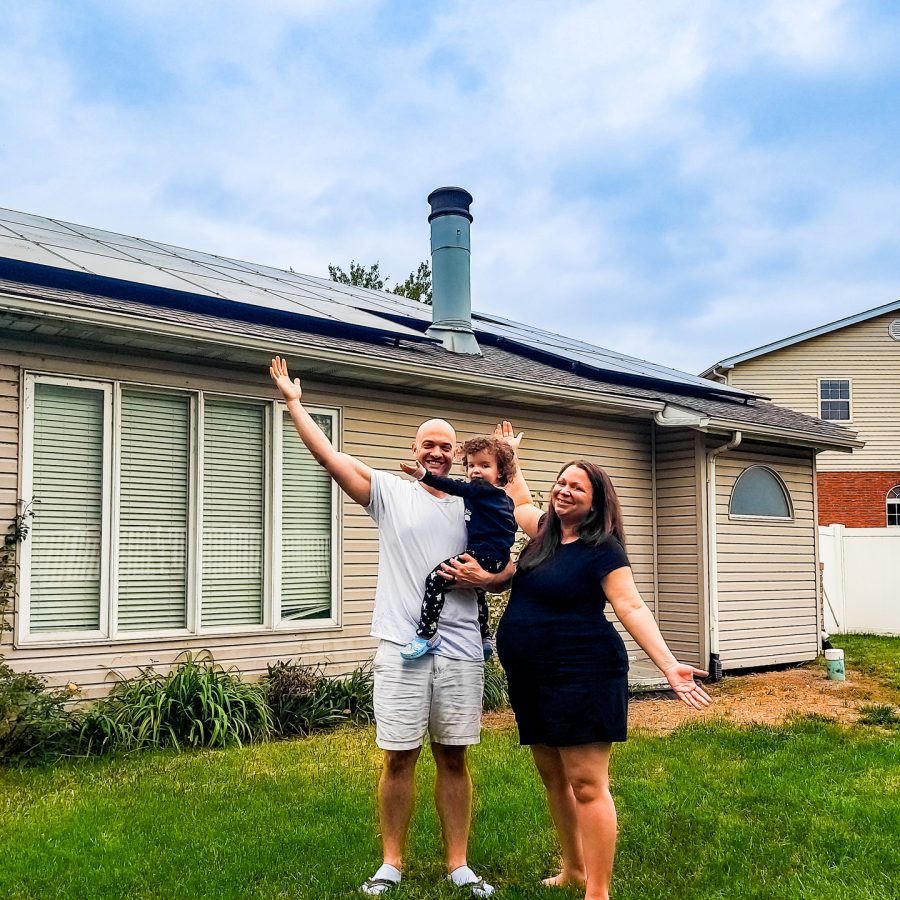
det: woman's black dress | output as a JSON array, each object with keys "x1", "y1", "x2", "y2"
[{"x1": 496, "y1": 538, "x2": 631, "y2": 746}]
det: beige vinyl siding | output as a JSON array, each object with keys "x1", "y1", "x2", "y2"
[
  {"x1": 653, "y1": 428, "x2": 705, "y2": 666},
  {"x1": 713, "y1": 441, "x2": 819, "y2": 668},
  {"x1": 726, "y1": 311, "x2": 900, "y2": 471},
  {"x1": 0, "y1": 342, "x2": 657, "y2": 695},
  {"x1": 0, "y1": 364, "x2": 18, "y2": 637}
]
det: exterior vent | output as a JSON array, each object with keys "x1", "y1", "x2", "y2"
[{"x1": 890, "y1": 320, "x2": 900, "y2": 341}]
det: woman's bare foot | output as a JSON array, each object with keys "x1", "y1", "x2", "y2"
[{"x1": 542, "y1": 870, "x2": 587, "y2": 888}]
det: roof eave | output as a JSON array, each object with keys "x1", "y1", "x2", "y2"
[
  {"x1": 1, "y1": 289, "x2": 864, "y2": 451},
  {"x1": 0, "y1": 290, "x2": 667, "y2": 417},
  {"x1": 703, "y1": 296, "x2": 900, "y2": 372}
]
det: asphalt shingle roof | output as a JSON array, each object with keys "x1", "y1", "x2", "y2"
[{"x1": 0, "y1": 277, "x2": 858, "y2": 449}]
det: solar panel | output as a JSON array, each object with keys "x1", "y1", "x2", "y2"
[
  {"x1": 0, "y1": 208, "x2": 428, "y2": 340},
  {"x1": 0, "y1": 209, "x2": 81, "y2": 234},
  {"x1": 0, "y1": 233, "x2": 84, "y2": 272},
  {"x1": 473, "y1": 313, "x2": 756, "y2": 398}
]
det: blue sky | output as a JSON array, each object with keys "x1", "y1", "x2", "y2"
[{"x1": 2, "y1": 0, "x2": 900, "y2": 373}]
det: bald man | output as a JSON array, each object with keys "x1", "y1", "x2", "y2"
[{"x1": 271, "y1": 358, "x2": 507, "y2": 897}]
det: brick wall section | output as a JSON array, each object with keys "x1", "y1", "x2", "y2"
[{"x1": 817, "y1": 471, "x2": 900, "y2": 527}]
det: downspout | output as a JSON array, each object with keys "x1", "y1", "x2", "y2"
[{"x1": 706, "y1": 430, "x2": 742, "y2": 681}]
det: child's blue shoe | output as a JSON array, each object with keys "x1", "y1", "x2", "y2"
[{"x1": 401, "y1": 635, "x2": 442, "y2": 659}]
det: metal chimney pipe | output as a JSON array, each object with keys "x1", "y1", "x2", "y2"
[{"x1": 426, "y1": 186, "x2": 481, "y2": 355}]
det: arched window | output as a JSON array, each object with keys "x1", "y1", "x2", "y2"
[
  {"x1": 888, "y1": 486, "x2": 900, "y2": 526},
  {"x1": 729, "y1": 465, "x2": 793, "y2": 519}
]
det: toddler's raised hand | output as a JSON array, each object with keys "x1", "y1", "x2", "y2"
[{"x1": 399, "y1": 460, "x2": 426, "y2": 480}]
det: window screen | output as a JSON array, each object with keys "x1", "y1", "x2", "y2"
[
  {"x1": 201, "y1": 398, "x2": 265, "y2": 627},
  {"x1": 118, "y1": 391, "x2": 190, "y2": 630},
  {"x1": 30, "y1": 383, "x2": 105, "y2": 632},
  {"x1": 281, "y1": 412, "x2": 334, "y2": 620}
]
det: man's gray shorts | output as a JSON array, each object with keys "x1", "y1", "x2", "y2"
[{"x1": 372, "y1": 640, "x2": 484, "y2": 751}]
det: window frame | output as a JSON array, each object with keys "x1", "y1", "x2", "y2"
[
  {"x1": 817, "y1": 377, "x2": 853, "y2": 423},
  {"x1": 728, "y1": 464, "x2": 795, "y2": 522},
  {"x1": 19, "y1": 374, "x2": 115, "y2": 644},
  {"x1": 271, "y1": 402, "x2": 342, "y2": 631},
  {"x1": 17, "y1": 372, "x2": 342, "y2": 647},
  {"x1": 887, "y1": 486, "x2": 900, "y2": 527}
]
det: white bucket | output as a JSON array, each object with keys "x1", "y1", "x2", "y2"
[{"x1": 825, "y1": 648, "x2": 845, "y2": 681}]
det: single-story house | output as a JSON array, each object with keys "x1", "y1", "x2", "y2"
[{"x1": 0, "y1": 189, "x2": 860, "y2": 696}]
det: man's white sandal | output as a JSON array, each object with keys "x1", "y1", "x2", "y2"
[
  {"x1": 360, "y1": 877, "x2": 397, "y2": 895},
  {"x1": 448, "y1": 865, "x2": 495, "y2": 897},
  {"x1": 360, "y1": 864, "x2": 401, "y2": 895}
]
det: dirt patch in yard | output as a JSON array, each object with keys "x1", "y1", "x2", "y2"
[{"x1": 481, "y1": 666, "x2": 899, "y2": 735}]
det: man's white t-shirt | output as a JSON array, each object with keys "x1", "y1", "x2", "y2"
[{"x1": 366, "y1": 469, "x2": 483, "y2": 662}]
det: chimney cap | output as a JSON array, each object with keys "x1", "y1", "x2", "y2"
[{"x1": 427, "y1": 186, "x2": 473, "y2": 223}]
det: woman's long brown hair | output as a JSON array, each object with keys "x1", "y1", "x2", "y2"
[{"x1": 517, "y1": 460, "x2": 626, "y2": 571}]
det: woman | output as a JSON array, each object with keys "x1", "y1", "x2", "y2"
[{"x1": 494, "y1": 422, "x2": 711, "y2": 900}]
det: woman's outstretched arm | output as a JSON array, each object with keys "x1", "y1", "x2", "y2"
[
  {"x1": 494, "y1": 420, "x2": 543, "y2": 538},
  {"x1": 604, "y1": 566, "x2": 712, "y2": 709}
]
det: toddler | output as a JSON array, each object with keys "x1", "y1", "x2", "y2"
[{"x1": 399, "y1": 435, "x2": 517, "y2": 660}]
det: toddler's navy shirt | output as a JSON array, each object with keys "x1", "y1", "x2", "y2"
[{"x1": 420, "y1": 471, "x2": 517, "y2": 562}]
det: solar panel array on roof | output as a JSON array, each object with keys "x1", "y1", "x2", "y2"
[
  {"x1": 0, "y1": 208, "x2": 427, "y2": 341},
  {"x1": 0, "y1": 206, "x2": 756, "y2": 400},
  {"x1": 471, "y1": 312, "x2": 756, "y2": 398}
]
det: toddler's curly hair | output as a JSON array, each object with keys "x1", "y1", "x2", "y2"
[{"x1": 461, "y1": 435, "x2": 517, "y2": 487}]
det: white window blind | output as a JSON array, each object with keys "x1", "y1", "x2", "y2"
[
  {"x1": 31, "y1": 382, "x2": 105, "y2": 632},
  {"x1": 118, "y1": 390, "x2": 190, "y2": 631},
  {"x1": 281, "y1": 412, "x2": 333, "y2": 620},
  {"x1": 202, "y1": 398, "x2": 265, "y2": 627}
]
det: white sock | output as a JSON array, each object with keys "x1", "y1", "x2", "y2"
[
  {"x1": 449, "y1": 866, "x2": 494, "y2": 896},
  {"x1": 449, "y1": 866, "x2": 478, "y2": 886},
  {"x1": 373, "y1": 864, "x2": 401, "y2": 883}
]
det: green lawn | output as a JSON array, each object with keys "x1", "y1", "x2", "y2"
[
  {"x1": 2, "y1": 714, "x2": 898, "y2": 899},
  {"x1": 829, "y1": 633, "x2": 900, "y2": 695}
]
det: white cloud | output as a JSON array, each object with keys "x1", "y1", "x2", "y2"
[{"x1": 1, "y1": 0, "x2": 898, "y2": 377}]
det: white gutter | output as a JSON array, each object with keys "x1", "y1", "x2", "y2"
[
  {"x1": 706, "y1": 431, "x2": 742, "y2": 680},
  {"x1": 654, "y1": 404, "x2": 711, "y2": 429}
]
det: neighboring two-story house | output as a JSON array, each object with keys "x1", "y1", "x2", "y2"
[{"x1": 703, "y1": 302, "x2": 900, "y2": 528}]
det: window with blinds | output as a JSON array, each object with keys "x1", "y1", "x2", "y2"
[
  {"x1": 201, "y1": 398, "x2": 265, "y2": 627},
  {"x1": 118, "y1": 390, "x2": 190, "y2": 631},
  {"x1": 30, "y1": 382, "x2": 106, "y2": 632},
  {"x1": 281, "y1": 411, "x2": 333, "y2": 620},
  {"x1": 23, "y1": 377, "x2": 338, "y2": 641}
]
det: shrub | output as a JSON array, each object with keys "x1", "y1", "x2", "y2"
[
  {"x1": 81, "y1": 651, "x2": 271, "y2": 753},
  {"x1": 264, "y1": 660, "x2": 374, "y2": 736},
  {"x1": 0, "y1": 662, "x2": 80, "y2": 762},
  {"x1": 482, "y1": 657, "x2": 509, "y2": 711},
  {"x1": 329, "y1": 662, "x2": 374, "y2": 725}
]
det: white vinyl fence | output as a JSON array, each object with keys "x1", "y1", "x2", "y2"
[{"x1": 819, "y1": 524, "x2": 900, "y2": 635}]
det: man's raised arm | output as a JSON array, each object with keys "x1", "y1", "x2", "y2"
[{"x1": 269, "y1": 356, "x2": 372, "y2": 507}]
